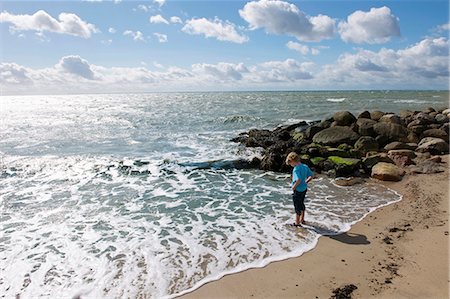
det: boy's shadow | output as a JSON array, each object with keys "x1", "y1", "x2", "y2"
[
  {"x1": 304, "y1": 223, "x2": 370, "y2": 245},
  {"x1": 328, "y1": 232, "x2": 370, "y2": 245}
]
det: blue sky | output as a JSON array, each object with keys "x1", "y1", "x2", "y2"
[{"x1": 0, "y1": 0, "x2": 449, "y2": 94}]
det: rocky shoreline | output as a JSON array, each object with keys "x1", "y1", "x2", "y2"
[{"x1": 232, "y1": 107, "x2": 449, "y2": 181}]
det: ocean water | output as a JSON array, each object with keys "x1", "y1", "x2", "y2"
[{"x1": 0, "y1": 91, "x2": 448, "y2": 298}]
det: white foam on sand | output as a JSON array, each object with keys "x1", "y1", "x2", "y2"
[{"x1": 0, "y1": 156, "x2": 401, "y2": 298}]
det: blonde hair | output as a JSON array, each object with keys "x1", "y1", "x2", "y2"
[{"x1": 285, "y1": 152, "x2": 300, "y2": 165}]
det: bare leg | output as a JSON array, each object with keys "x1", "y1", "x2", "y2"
[
  {"x1": 295, "y1": 213, "x2": 301, "y2": 225},
  {"x1": 300, "y1": 210, "x2": 305, "y2": 224}
]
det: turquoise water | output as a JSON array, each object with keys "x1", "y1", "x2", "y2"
[{"x1": 0, "y1": 91, "x2": 447, "y2": 298}]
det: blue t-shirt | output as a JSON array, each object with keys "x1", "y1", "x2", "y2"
[{"x1": 292, "y1": 163, "x2": 313, "y2": 192}]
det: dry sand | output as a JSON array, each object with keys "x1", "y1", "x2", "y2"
[{"x1": 179, "y1": 156, "x2": 449, "y2": 299}]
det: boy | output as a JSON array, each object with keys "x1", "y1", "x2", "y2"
[{"x1": 285, "y1": 152, "x2": 313, "y2": 227}]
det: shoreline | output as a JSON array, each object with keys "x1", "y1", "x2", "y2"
[{"x1": 178, "y1": 155, "x2": 449, "y2": 299}]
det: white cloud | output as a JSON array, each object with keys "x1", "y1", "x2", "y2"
[
  {"x1": 192, "y1": 62, "x2": 249, "y2": 81},
  {"x1": 154, "y1": 0, "x2": 166, "y2": 7},
  {"x1": 153, "y1": 62, "x2": 164, "y2": 69},
  {"x1": 149, "y1": 14, "x2": 169, "y2": 25},
  {"x1": 318, "y1": 37, "x2": 448, "y2": 89},
  {"x1": 101, "y1": 39, "x2": 112, "y2": 45},
  {"x1": 286, "y1": 41, "x2": 309, "y2": 55},
  {"x1": 170, "y1": 16, "x2": 183, "y2": 24},
  {"x1": 123, "y1": 30, "x2": 145, "y2": 42},
  {"x1": 0, "y1": 10, "x2": 99, "y2": 38},
  {"x1": 182, "y1": 17, "x2": 248, "y2": 43},
  {"x1": 0, "y1": 62, "x2": 33, "y2": 85},
  {"x1": 254, "y1": 59, "x2": 314, "y2": 82},
  {"x1": 338, "y1": 6, "x2": 400, "y2": 44},
  {"x1": 108, "y1": 27, "x2": 116, "y2": 34},
  {"x1": 153, "y1": 33, "x2": 168, "y2": 43},
  {"x1": 239, "y1": 0, "x2": 335, "y2": 42},
  {"x1": 286, "y1": 41, "x2": 323, "y2": 55},
  {"x1": 1, "y1": 36, "x2": 448, "y2": 94},
  {"x1": 137, "y1": 4, "x2": 150, "y2": 12},
  {"x1": 56, "y1": 55, "x2": 95, "y2": 79}
]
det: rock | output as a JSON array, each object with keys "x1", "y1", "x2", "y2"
[
  {"x1": 371, "y1": 162, "x2": 405, "y2": 181},
  {"x1": 323, "y1": 147, "x2": 351, "y2": 158},
  {"x1": 388, "y1": 150, "x2": 416, "y2": 167},
  {"x1": 362, "y1": 154, "x2": 394, "y2": 172},
  {"x1": 334, "y1": 177, "x2": 365, "y2": 186},
  {"x1": 305, "y1": 125, "x2": 325, "y2": 140},
  {"x1": 310, "y1": 156, "x2": 325, "y2": 166},
  {"x1": 380, "y1": 114, "x2": 402, "y2": 124},
  {"x1": 354, "y1": 136, "x2": 379, "y2": 154},
  {"x1": 356, "y1": 118, "x2": 377, "y2": 136},
  {"x1": 421, "y1": 128, "x2": 449, "y2": 140},
  {"x1": 441, "y1": 123, "x2": 450, "y2": 134},
  {"x1": 260, "y1": 152, "x2": 283, "y2": 171},
  {"x1": 400, "y1": 110, "x2": 415, "y2": 119},
  {"x1": 384, "y1": 141, "x2": 417, "y2": 151},
  {"x1": 409, "y1": 160, "x2": 445, "y2": 174},
  {"x1": 357, "y1": 111, "x2": 371, "y2": 119},
  {"x1": 406, "y1": 132, "x2": 420, "y2": 144},
  {"x1": 442, "y1": 108, "x2": 450, "y2": 115},
  {"x1": 407, "y1": 124, "x2": 428, "y2": 136},
  {"x1": 435, "y1": 114, "x2": 449, "y2": 124},
  {"x1": 423, "y1": 107, "x2": 436, "y2": 113},
  {"x1": 427, "y1": 156, "x2": 442, "y2": 163},
  {"x1": 414, "y1": 112, "x2": 435, "y2": 125},
  {"x1": 373, "y1": 122, "x2": 408, "y2": 142},
  {"x1": 326, "y1": 156, "x2": 361, "y2": 177},
  {"x1": 312, "y1": 126, "x2": 360, "y2": 146},
  {"x1": 388, "y1": 149, "x2": 416, "y2": 159},
  {"x1": 371, "y1": 110, "x2": 385, "y2": 121},
  {"x1": 333, "y1": 111, "x2": 357, "y2": 126},
  {"x1": 416, "y1": 137, "x2": 449, "y2": 155}
]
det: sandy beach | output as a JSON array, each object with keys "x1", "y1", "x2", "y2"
[{"x1": 179, "y1": 155, "x2": 449, "y2": 299}]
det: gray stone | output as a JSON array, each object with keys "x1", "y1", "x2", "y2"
[
  {"x1": 312, "y1": 126, "x2": 360, "y2": 146},
  {"x1": 421, "y1": 129, "x2": 448, "y2": 140},
  {"x1": 354, "y1": 136, "x2": 379, "y2": 153},
  {"x1": 356, "y1": 118, "x2": 377, "y2": 136},
  {"x1": 333, "y1": 111, "x2": 357, "y2": 126},
  {"x1": 384, "y1": 141, "x2": 417, "y2": 151},
  {"x1": 416, "y1": 137, "x2": 449, "y2": 155},
  {"x1": 370, "y1": 110, "x2": 385, "y2": 121},
  {"x1": 357, "y1": 111, "x2": 371, "y2": 119},
  {"x1": 373, "y1": 122, "x2": 408, "y2": 141},
  {"x1": 379, "y1": 114, "x2": 402, "y2": 124}
]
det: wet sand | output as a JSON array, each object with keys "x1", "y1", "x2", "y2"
[{"x1": 179, "y1": 156, "x2": 449, "y2": 299}]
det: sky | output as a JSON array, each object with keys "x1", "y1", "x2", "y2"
[{"x1": 0, "y1": 0, "x2": 449, "y2": 95}]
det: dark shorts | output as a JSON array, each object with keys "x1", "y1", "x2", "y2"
[{"x1": 292, "y1": 189, "x2": 307, "y2": 214}]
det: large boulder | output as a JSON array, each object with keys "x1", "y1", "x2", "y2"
[
  {"x1": 333, "y1": 111, "x2": 357, "y2": 126},
  {"x1": 384, "y1": 141, "x2": 417, "y2": 151},
  {"x1": 371, "y1": 162, "x2": 405, "y2": 181},
  {"x1": 373, "y1": 122, "x2": 408, "y2": 142},
  {"x1": 421, "y1": 128, "x2": 449, "y2": 140},
  {"x1": 354, "y1": 136, "x2": 379, "y2": 154},
  {"x1": 357, "y1": 111, "x2": 371, "y2": 119},
  {"x1": 387, "y1": 149, "x2": 416, "y2": 167},
  {"x1": 371, "y1": 110, "x2": 385, "y2": 121},
  {"x1": 379, "y1": 114, "x2": 402, "y2": 125},
  {"x1": 414, "y1": 112, "x2": 435, "y2": 125},
  {"x1": 356, "y1": 118, "x2": 377, "y2": 136},
  {"x1": 416, "y1": 137, "x2": 449, "y2": 155},
  {"x1": 325, "y1": 156, "x2": 361, "y2": 177},
  {"x1": 435, "y1": 114, "x2": 449, "y2": 124},
  {"x1": 312, "y1": 126, "x2": 360, "y2": 146}
]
